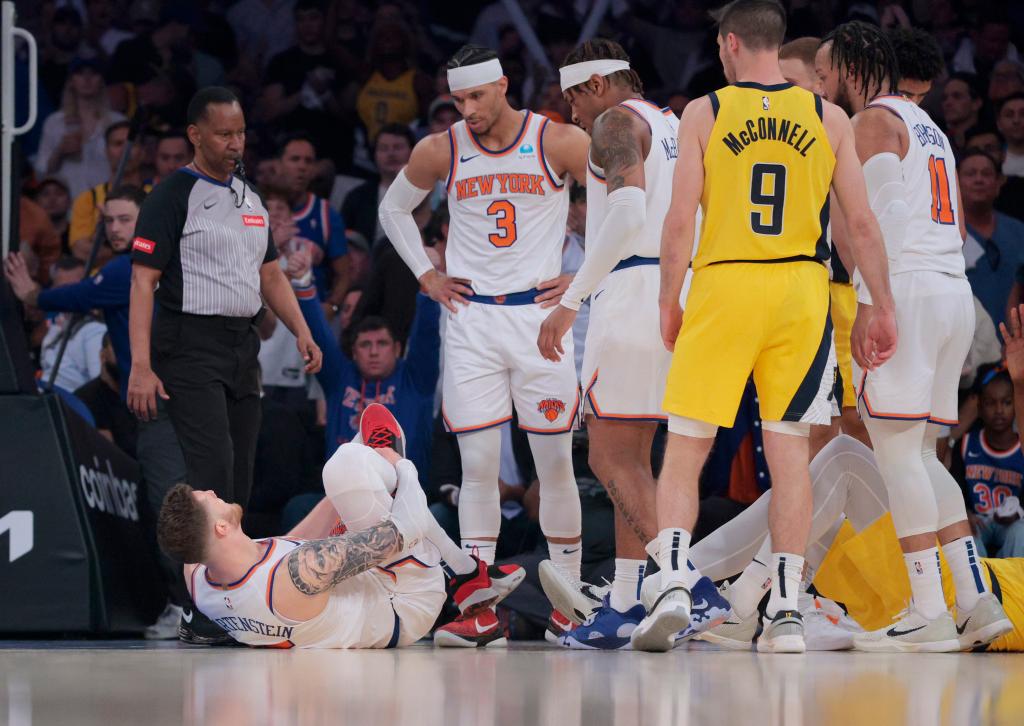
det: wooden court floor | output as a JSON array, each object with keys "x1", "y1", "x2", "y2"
[{"x1": 1, "y1": 640, "x2": 1022, "y2": 726}]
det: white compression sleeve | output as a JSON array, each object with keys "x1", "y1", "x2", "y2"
[
  {"x1": 856, "y1": 152, "x2": 910, "y2": 305},
  {"x1": 378, "y1": 169, "x2": 434, "y2": 280},
  {"x1": 560, "y1": 186, "x2": 647, "y2": 311}
]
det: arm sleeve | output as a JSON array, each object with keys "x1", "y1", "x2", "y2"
[
  {"x1": 378, "y1": 170, "x2": 434, "y2": 280},
  {"x1": 326, "y1": 206, "x2": 348, "y2": 259},
  {"x1": 131, "y1": 175, "x2": 192, "y2": 270},
  {"x1": 404, "y1": 293, "x2": 441, "y2": 395},
  {"x1": 37, "y1": 257, "x2": 131, "y2": 313},
  {"x1": 561, "y1": 186, "x2": 647, "y2": 311},
  {"x1": 295, "y1": 284, "x2": 352, "y2": 392}
]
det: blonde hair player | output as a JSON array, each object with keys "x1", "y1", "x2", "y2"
[
  {"x1": 379, "y1": 45, "x2": 591, "y2": 646},
  {"x1": 632, "y1": 0, "x2": 897, "y2": 653}
]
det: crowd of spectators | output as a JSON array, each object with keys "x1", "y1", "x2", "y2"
[{"x1": 7, "y1": 0, "x2": 1024, "y2": 634}]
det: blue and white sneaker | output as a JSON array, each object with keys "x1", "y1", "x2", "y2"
[
  {"x1": 641, "y1": 574, "x2": 731, "y2": 644},
  {"x1": 559, "y1": 597, "x2": 645, "y2": 650}
]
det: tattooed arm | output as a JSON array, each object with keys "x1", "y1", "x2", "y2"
[
  {"x1": 271, "y1": 520, "x2": 405, "y2": 621},
  {"x1": 538, "y1": 106, "x2": 649, "y2": 361}
]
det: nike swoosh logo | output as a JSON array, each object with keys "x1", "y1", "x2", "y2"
[
  {"x1": 460, "y1": 154, "x2": 480, "y2": 163},
  {"x1": 956, "y1": 618, "x2": 970, "y2": 635},
  {"x1": 182, "y1": 609, "x2": 194, "y2": 623},
  {"x1": 593, "y1": 291, "x2": 604, "y2": 301},
  {"x1": 690, "y1": 598, "x2": 709, "y2": 611},
  {"x1": 203, "y1": 200, "x2": 216, "y2": 209},
  {"x1": 886, "y1": 624, "x2": 926, "y2": 637},
  {"x1": 966, "y1": 452, "x2": 980, "y2": 458},
  {"x1": 475, "y1": 620, "x2": 493, "y2": 634},
  {"x1": 561, "y1": 548, "x2": 581, "y2": 555}
]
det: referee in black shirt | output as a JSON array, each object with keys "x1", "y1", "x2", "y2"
[{"x1": 128, "y1": 87, "x2": 322, "y2": 530}]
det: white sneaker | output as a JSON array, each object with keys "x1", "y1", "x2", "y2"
[
  {"x1": 697, "y1": 582, "x2": 758, "y2": 650},
  {"x1": 757, "y1": 610, "x2": 806, "y2": 653},
  {"x1": 145, "y1": 603, "x2": 184, "y2": 640},
  {"x1": 853, "y1": 608, "x2": 960, "y2": 653},
  {"x1": 630, "y1": 585, "x2": 691, "y2": 653},
  {"x1": 801, "y1": 594, "x2": 859, "y2": 651},
  {"x1": 956, "y1": 593, "x2": 1013, "y2": 650},
  {"x1": 538, "y1": 560, "x2": 609, "y2": 625}
]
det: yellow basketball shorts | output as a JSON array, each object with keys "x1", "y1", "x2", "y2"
[
  {"x1": 664, "y1": 260, "x2": 835, "y2": 428},
  {"x1": 830, "y1": 280, "x2": 857, "y2": 410}
]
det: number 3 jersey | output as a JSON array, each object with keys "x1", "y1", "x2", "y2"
[
  {"x1": 862, "y1": 95, "x2": 966, "y2": 279},
  {"x1": 444, "y1": 110, "x2": 570, "y2": 295},
  {"x1": 697, "y1": 82, "x2": 835, "y2": 269}
]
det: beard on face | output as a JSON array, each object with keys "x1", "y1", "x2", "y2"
[{"x1": 833, "y1": 79, "x2": 855, "y2": 116}]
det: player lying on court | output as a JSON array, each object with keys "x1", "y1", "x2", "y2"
[{"x1": 156, "y1": 405, "x2": 524, "y2": 649}]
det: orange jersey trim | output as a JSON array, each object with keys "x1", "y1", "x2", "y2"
[
  {"x1": 467, "y1": 111, "x2": 532, "y2": 157},
  {"x1": 445, "y1": 127, "x2": 458, "y2": 194},
  {"x1": 441, "y1": 405, "x2": 513, "y2": 434},
  {"x1": 585, "y1": 370, "x2": 668, "y2": 421}
]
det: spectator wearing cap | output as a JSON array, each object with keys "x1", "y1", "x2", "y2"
[
  {"x1": 34, "y1": 56, "x2": 125, "y2": 199},
  {"x1": 39, "y1": 7, "x2": 88, "y2": 105},
  {"x1": 942, "y1": 72, "x2": 985, "y2": 154},
  {"x1": 997, "y1": 94, "x2": 1024, "y2": 177},
  {"x1": 341, "y1": 123, "x2": 414, "y2": 249},
  {"x1": 32, "y1": 178, "x2": 72, "y2": 254},
  {"x1": 67, "y1": 120, "x2": 152, "y2": 263},
  {"x1": 276, "y1": 134, "x2": 351, "y2": 314},
  {"x1": 426, "y1": 95, "x2": 458, "y2": 135}
]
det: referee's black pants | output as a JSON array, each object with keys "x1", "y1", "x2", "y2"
[{"x1": 153, "y1": 308, "x2": 262, "y2": 507}]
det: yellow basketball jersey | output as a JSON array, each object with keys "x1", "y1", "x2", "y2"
[
  {"x1": 357, "y1": 69, "x2": 419, "y2": 142},
  {"x1": 696, "y1": 82, "x2": 835, "y2": 269}
]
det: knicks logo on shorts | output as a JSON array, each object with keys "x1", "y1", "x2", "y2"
[{"x1": 538, "y1": 398, "x2": 566, "y2": 422}]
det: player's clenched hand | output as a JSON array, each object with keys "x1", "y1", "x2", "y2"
[
  {"x1": 1000, "y1": 304, "x2": 1024, "y2": 384},
  {"x1": 660, "y1": 303, "x2": 683, "y2": 352},
  {"x1": 419, "y1": 269, "x2": 473, "y2": 313},
  {"x1": 535, "y1": 273, "x2": 572, "y2": 308},
  {"x1": 866, "y1": 307, "x2": 898, "y2": 367},
  {"x1": 537, "y1": 304, "x2": 577, "y2": 362}
]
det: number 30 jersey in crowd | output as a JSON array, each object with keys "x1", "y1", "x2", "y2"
[{"x1": 961, "y1": 430, "x2": 1024, "y2": 517}]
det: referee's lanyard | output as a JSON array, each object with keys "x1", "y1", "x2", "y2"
[{"x1": 360, "y1": 380, "x2": 383, "y2": 411}]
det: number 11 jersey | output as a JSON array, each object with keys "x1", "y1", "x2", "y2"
[
  {"x1": 697, "y1": 82, "x2": 834, "y2": 269},
  {"x1": 444, "y1": 110, "x2": 570, "y2": 295}
]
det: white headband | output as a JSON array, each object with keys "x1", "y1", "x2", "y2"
[
  {"x1": 447, "y1": 58, "x2": 504, "y2": 92},
  {"x1": 559, "y1": 59, "x2": 631, "y2": 92}
]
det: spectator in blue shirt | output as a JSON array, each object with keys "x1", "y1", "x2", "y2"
[
  {"x1": 5, "y1": 185, "x2": 146, "y2": 399},
  {"x1": 962, "y1": 150, "x2": 1024, "y2": 330},
  {"x1": 287, "y1": 247, "x2": 440, "y2": 475},
  {"x1": 277, "y1": 134, "x2": 351, "y2": 314}
]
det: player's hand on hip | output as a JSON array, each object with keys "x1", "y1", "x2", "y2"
[
  {"x1": 660, "y1": 303, "x2": 683, "y2": 352},
  {"x1": 1000, "y1": 304, "x2": 1024, "y2": 385},
  {"x1": 420, "y1": 269, "x2": 472, "y2": 313},
  {"x1": 537, "y1": 304, "x2": 576, "y2": 362},
  {"x1": 535, "y1": 273, "x2": 572, "y2": 308},
  {"x1": 127, "y1": 365, "x2": 169, "y2": 421},
  {"x1": 297, "y1": 332, "x2": 323, "y2": 373}
]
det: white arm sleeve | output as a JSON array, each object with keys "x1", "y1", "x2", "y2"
[
  {"x1": 378, "y1": 170, "x2": 434, "y2": 280},
  {"x1": 560, "y1": 186, "x2": 647, "y2": 311},
  {"x1": 856, "y1": 152, "x2": 909, "y2": 305}
]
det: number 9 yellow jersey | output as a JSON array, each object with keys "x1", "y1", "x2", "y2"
[{"x1": 695, "y1": 82, "x2": 835, "y2": 270}]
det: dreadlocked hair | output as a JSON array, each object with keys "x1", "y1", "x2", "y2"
[
  {"x1": 561, "y1": 39, "x2": 643, "y2": 95},
  {"x1": 822, "y1": 21, "x2": 900, "y2": 103},
  {"x1": 887, "y1": 27, "x2": 944, "y2": 84}
]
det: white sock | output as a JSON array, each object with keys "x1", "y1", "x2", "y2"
[
  {"x1": 610, "y1": 558, "x2": 646, "y2": 611},
  {"x1": 942, "y1": 536, "x2": 988, "y2": 611},
  {"x1": 904, "y1": 547, "x2": 947, "y2": 620},
  {"x1": 462, "y1": 539, "x2": 496, "y2": 565},
  {"x1": 729, "y1": 556, "x2": 772, "y2": 619},
  {"x1": 549, "y1": 540, "x2": 582, "y2": 581},
  {"x1": 766, "y1": 552, "x2": 804, "y2": 616},
  {"x1": 656, "y1": 528, "x2": 691, "y2": 588}
]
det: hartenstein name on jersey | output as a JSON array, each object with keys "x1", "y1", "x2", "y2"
[
  {"x1": 213, "y1": 615, "x2": 294, "y2": 639},
  {"x1": 911, "y1": 122, "x2": 947, "y2": 150},
  {"x1": 721, "y1": 116, "x2": 819, "y2": 157},
  {"x1": 454, "y1": 173, "x2": 547, "y2": 201}
]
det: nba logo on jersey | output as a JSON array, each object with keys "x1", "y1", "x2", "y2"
[
  {"x1": 914, "y1": 561, "x2": 924, "y2": 575},
  {"x1": 224, "y1": 597, "x2": 233, "y2": 609},
  {"x1": 538, "y1": 398, "x2": 566, "y2": 422}
]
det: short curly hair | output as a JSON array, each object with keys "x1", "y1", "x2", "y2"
[
  {"x1": 887, "y1": 27, "x2": 945, "y2": 84},
  {"x1": 157, "y1": 483, "x2": 210, "y2": 564}
]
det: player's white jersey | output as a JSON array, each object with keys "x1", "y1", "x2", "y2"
[
  {"x1": 445, "y1": 110, "x2": 570, "y2": 295},
  {"x1": 865, "y1": 96, "x2": 966, "y2": 278},
  {"x1": 192, "y1": 537, "x2": 442, "y2": 649},
  {"x1": 586, "y1": 99, "x2": 680, "y2": 259}
]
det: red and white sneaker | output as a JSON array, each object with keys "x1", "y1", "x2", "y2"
[
  {"x1": 544, "y1": 609, "x2": 573, "y2": 645},
  {"x1": 448, "y1": 557, "x2": 526, "y2": 615},
  {"x1": 434, "y1": 608, "x2": 508, "y2": 648},
  {"x1": 359, "y1": 402, "x2": 405, "y2": 456}
]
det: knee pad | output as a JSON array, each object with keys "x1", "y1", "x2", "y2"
[
  {"x1": 323, "y1": 442, "x2": 395, "y2": 500},
  {"x1": 529, "y1": 432, "x2": 582, "y2": 539},
  {"x1": 762, "y1": 420, "x2": 811, "y2": 437},
  {"x1": 921, "y1": 433, "x2": 968, "y2": 530},
  {"x1": 456, "y1": 428, "x2": 502, "y2": 540},
  {"x1": 668, "y1": 414, "x2": 718, "y2": 438},
  {"x1": 865, "y1": 418, "x2": 938, "y2": 538}
]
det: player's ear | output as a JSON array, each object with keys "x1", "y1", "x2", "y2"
[{"x1": 213, "y1": 518, "x2": 230, "y2": 538}]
